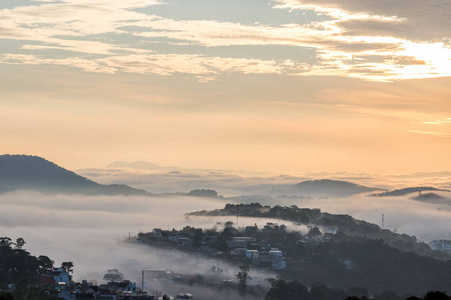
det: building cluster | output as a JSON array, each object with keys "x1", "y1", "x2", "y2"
[
  {"x1": 141, "y1": 226, "x2": 289, "y2": 271},
  {"x1": 429, "y1": 239, "x2": 451, "y2": 252},
  {"x1": 38, "y1": 268, "x2": 152, "y2": 300},
  {"x1": 227, "y1": 237, "x2": 286, "y2": 270}
]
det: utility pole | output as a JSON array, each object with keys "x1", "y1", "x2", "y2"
[
  {"x1": 382, "y1": 214, "x2": 384, "y2": 230},
  {"x1": 142, "y1": 270, "x2": 144, "y2": 292}
]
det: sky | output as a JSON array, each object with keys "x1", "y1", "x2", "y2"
[{"x1": 1, "y1": 0, "x2": 450, "y2": 174}]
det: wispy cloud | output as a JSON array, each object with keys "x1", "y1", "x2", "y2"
[
  {"x1": 0, "y1": 0, "x2": 449, "y2": 81},
  {"x1": 408, "y1": 130, "x2": 451, "y2": 138},
  {"x1": 422, "y1": 118, "x2": 451, "y2": 125}
]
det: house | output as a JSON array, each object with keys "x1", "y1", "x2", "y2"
[
  {"x1": 343, "y1": 260, "x2": 356, "y2": 270},
  {"x1": 117, "y1": 280, "x2": 137, "y2": 292},
  {"x1": 245, "y1": 226, "x2": 258, "y2": 236},
  {"x1": 103, "y1": 269, "x2": 124, "y2": 282},
  {"x1": 38, "y1": 274, "x2": 56, "y2": 286},
  {"x1": 231, "y1": 247, "x2": 247, "y2": 258},
  {"x1": 226, "y1": 237, "x2": 254, "y2": 248},
  {"x1": 98, "y1": 289, "x2": 117, "y2": 300},
  {"x1": 177, "y1": 237, "x2": 193, "y2": 246},
  {"x1": 202, "y1": 236, "x2": 217, "y2": 246},
  {"x1": 176, "y1": 293, "x2": 194, "y2": 299},
  {"x1": 144, "y1": 269, "x2": 173, "y2": 282},
  {"x1": 269, "y1": 249, "x2": 283, "y2": 257},
  {"x1": 151, "y1": 228, "x2": 163, "y2": 238},
  {"x1": 51, "y1": 268, "x2": 70, "y2": 285},
  {"x1": 245, "y1": 249, "x2": 259, "y2": 259},
  {"x1": 57, "y1": 289, "x2": 73, "y2": 300}
]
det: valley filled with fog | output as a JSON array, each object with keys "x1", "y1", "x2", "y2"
[{"x1": 2, "y1": 185, "x2": 451, "y2": 285}]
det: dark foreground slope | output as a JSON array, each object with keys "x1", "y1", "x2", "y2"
[{"x1": 0, "y1": 154, "x2": 148, "y2": 195}]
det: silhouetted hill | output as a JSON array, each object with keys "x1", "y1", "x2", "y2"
[
  {"x1": 0, "y1": 155, "x2": 149, "y2": 195},
  {"x1": 186, "y1": 189, "x2": 219, "y2": 198},
  {"x1": 269, "y1": 179, "x2": 382, "y2": 197},
  {"x1": 371, "y1": 186, "x2": 449, "y2": 197},
  {"x1": 412, "y1": 192, "x2": 448, "y2": 201}
]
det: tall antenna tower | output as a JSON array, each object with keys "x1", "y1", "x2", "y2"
[{"x1": 382, "y1": 214, "x2": 384, "y2": 230}]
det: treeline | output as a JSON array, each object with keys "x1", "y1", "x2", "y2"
[
  {"x1": 0, "y1": 237, "x2": 63, "y2": 300},
  {"x1": 0, "y1": 237, "x2": 54, "y2": 285},
  {"x1": 265, "y1": 278, "x2": 451, "y2": 300}
]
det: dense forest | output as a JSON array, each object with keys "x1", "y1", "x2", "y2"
[{"x1": 0, "y1": 237, "x2": 61, "y2": 300}]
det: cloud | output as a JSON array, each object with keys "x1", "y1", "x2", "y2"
[
  {"x1": 272, "y1": 0, "x2": 451, "y2": 42},
  {"x1": 272, "y1": 0, "x2": 451, "y2": 80},
  {"x1": 408, "y1": 130, "x2": 451, "y2": 138},
  {"x1": 3, "y1": 188, "x2": 451, "y2": 290},
  {"x1": 0, "y1": 0, "x2": 449, "y2": 81},
  {"x1": 77, "y1": 167, "x2": 451, "y2": 196},
  {"x1": 0, "y1": 53, "x2": 307, "y2": 81},
  {"x1": 0, "y1": 190, "x2": 281, "y2": 299}
]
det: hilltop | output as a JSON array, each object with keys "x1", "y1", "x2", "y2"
[
  {"x1": 269, "y1": 179, "x2": 383, "y2": 197},
  {"x1": 0, "y1": 154, "x2": 149, "y2": 196},
  {"x1": 371, "y1": 186, "x2": 450, "y2": 197}
]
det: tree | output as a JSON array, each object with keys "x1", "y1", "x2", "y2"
[
  {"x1": 224, "y1": 221, "x2": 234, "y2": 228},
  {"x1": 14, "y1": 238, "x2": 25, "y2": 250},
  {"x1": 37, "y1": 256, "x2": 54, "y2": 273},
  {"x1": 236, "y1": 265, "x2": 251, "y2": 293},
  {"x1": 422, "y1": 291, "x2": 450, "y2": 300},
  {"x1": 61, "y1": 261, "x2": 74, "y2": 282},
  {"x1": 0, "y1": 237, "x2": 12, "y2": 247},
  {"x1": 0, "y1": 292, "x2": 14, "y2": 300},
  {"x1": 265, "y1": 278, "x2": 310, "y2": 300},
  {"x1": 61, "y1": 261, "x2": 73, "y2": 274},
  {"x1": 307, "y1": 227, "x2": 322, "y2": 237}
]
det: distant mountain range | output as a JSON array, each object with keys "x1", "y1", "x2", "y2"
[
  {"x1": 0, "y1": 155, "x2": 149, "y2": 196},
  {"x1": 4, "y1": 155, "x2": 448, "y2": 200},
  {"x1": 268, "y1": 179, "x2": 383, "y2": 197}
]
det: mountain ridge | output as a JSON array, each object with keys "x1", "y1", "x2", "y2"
[
  {"x1": 0, "y1": 154, "x2": 149, "y2": 196},
  {"x1": 269, "y1": 179, "x2": 383, "y2": 197},
  {"x1": 371, "y1": 186, "x2": 450, "y2": 197}
]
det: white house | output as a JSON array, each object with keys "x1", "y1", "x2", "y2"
[
  {"x1": 269, "y1": 249, "x2": 283, "y2": 257},
  {"x1": 245, "y1": 249, "x2": 259, "y2": 259}
]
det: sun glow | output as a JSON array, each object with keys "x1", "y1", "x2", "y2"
[{"x1": 403, "y1": 42, "x2": 451, "y2": 71}]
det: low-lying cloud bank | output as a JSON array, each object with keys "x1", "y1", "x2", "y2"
[
  {"x1": 78, "y1": 167, "x2": 451, "y2": 196},
  {"x1": 1, "y1": 189, "x2": 451, "y2": 286}
]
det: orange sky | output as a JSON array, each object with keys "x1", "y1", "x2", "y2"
[{"x1": 0, "y1": 0, "x2": 450, "y2": 174}]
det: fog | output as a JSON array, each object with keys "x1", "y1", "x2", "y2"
[
  {"x1": 78, "y1": 167, "x2": 451, "y2": 196},
  {"x1": 0, "y1": 191, "x2": 276, "y2": 291},
  {"x1": 1, "y1": 189, "x2": 451, "y2": 294},
  {"x1": 272, "y1": 191, "x2": 451, "y2": 242}
]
